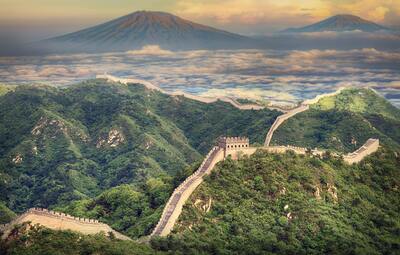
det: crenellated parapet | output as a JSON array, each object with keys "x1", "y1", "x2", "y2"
[
  {"x1": 264, "y1": 105, "x2": 309, "y2": 146},
  {"x1": 218, "y1": 136, "x2": 250, "y2": 158},
  {"x1": 151, "y1": 146, "x2": 224, "y2": 237},
  {"x1": 26, "y1": 208, "x2": 101, "y2": 224},
  {"x1": 343, "y1": 138, "x2": 379, "y2": 164},
  {"x1": 1, "y1": 207, "x2": 130, "y2": 240},
  {"x1": 96, "y1": 74, "x2": 267, "y2": 111}
]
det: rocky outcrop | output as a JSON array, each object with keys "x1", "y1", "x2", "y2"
[
  {"x1": 12, "y1": 154, "x2": 22, "y2": 164},
  {"x1": 96, "y1": 128, "x2": 125, "y2": 148},
  {"x1": 327, "y1": 183, "x2": 338, "y2": 202},
  {"x1": 31, "y1": 116, "x2": 88, "y2": 142}
]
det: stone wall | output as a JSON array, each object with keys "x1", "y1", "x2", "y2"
[
  {"x1": 218, "y1": 136, "x2": 250, "y2": 157},
  {"x1": 343, "y1": 138, "x2": 379, "y2": 164},
  {"x1": 151, "y1": 146, "x2": 224, "y2": 237},
  {"x1": 264, "y1": 105, "x2": 309, "y2": 146},
  {"x1": 96, "y1": 74, "x2": 267, "y2": 111},
  {"x1": 264, "y1": 87, "x2": 346, "y2": 147},
  {"x1": 0, "y1": 208, "x2": 130, "y2": 240},
  {"x1": 301, "y1": 87, "x2": 345, "y2": 105}
]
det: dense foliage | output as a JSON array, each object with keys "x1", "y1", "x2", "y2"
[
  {"x1": 1, "y1": 85, "x2": 399, "y2": 254},
  {"x1": 273, "y1": 88, "x2": 400, "y2": 152},
  {"x1": 152, "y1": 148, "x2": 400, "y2": 254},
  {"x1": 313, "y1": 88, "x2": 400, "y2": 120},
  {"x1": 0, "y1": 79, "x2": 277, "y2": 237},
  {"x1": 0, "y1": 202, "x2": 16, "y2": 224},
  {"x1": 0, "y1": 224, "x2": 164, "y2": 255},
  {"x1": 55, "y1": 163, "x2": 199, "y2": 238}
]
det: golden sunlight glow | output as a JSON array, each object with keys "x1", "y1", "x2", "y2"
[{"x1": 0, "y1": 0, "x2": 399, "y2": 29}]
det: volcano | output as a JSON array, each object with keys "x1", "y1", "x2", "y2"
[
  {"x1": 40, "y1": 11, "x2": 253, "y2": 53},
  {"x1": 282, "y1": 14, "x2": 390, "y2": 33}
]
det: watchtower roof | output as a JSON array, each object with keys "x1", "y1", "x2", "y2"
[{"x1": 219, "y1": 136, "x2": 249, "y2": 143}]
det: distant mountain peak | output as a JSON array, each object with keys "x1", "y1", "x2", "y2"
[
  {"x1": 40, "y1": 10, "x2": 252, "y2": 53},
  {"x1": 282, "y1": 14, "x2": 390, "y2": 33}
]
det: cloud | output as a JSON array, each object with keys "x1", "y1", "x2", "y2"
[
  {"x1": 0, "y1": 47, "x2": 399, "y2": 107},
  {"x1": 199, "y1": 87, "x2": 298, "y2": 105},
  {"x1": 126, "y1": 45, "x2": 173, "y2": 56}
]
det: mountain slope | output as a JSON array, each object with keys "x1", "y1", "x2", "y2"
[
  {"x1": 40, "y1": 11, "x2": 253, "y2": 53},
  {"x1": 283, "y1": 14, "x2": 389, "y2": 33},
  {"x1": 0, "y1": 79, "x2": 278, "y2": 237},
  {"x1": 272, "y1": 88, "x2": 400, "y2": 152},
  {"x1": 155, "y1": 148, "x2": 400, "y2": 254}
]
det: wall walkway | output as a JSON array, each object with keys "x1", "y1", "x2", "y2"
[
  {"x1": 97, "y1": 74, "x2": 268, "y2": 111},
  {"x1": 264, "y1": 88, "x2": 345, "y2": 147},
  {"x1": 0, "y1": 208, "x2": 130, "y2": 240},
  {"x1": 343, "y1": 138, "x2": 379, "y2": 164},
  {"x1": 264, "y1": 105, "x2": 309, "y2": 146},
  {"x1": 150, "y1": 146, "x2": 224, "y2": 237},
  {"x1": 2, "y1": 82, "x2": 379, "y2": 241},
  {"x1": 150, "y1": 138, "x2": 379, "y2": 237}
]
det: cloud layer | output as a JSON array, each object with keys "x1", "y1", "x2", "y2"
[{"x1": 0, "y1": 46, "x2": 399, "y2": 107}]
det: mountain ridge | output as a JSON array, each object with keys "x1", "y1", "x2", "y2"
[
  {"x1": 282, "y1": 14, "x2": 390, "y2": 33},
  {"x1": 39, "y1": 11, "x2": 253, "y2": 53}
]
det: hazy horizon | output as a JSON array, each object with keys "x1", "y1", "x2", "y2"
[
  {"x1": 1, "y1": 0, "x2": 400, "y2": 52},
  {"x1": 0, "y1": 0, "x2": 399, "y2": 108}
]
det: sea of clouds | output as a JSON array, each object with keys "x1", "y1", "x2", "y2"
[{"x1": 0, "y1": 45, "x2": 399, "y2": 107}]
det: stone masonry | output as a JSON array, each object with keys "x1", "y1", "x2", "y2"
[{"x1": 0, "y1": 208, "x2": 130, "y2": 240}]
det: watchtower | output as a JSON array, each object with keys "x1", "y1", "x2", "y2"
[{"x1": 218, "y1": 136, "x2": 249, "y2": 157}]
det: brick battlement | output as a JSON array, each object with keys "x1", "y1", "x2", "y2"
[
  {"x1": 26, "y1": 208, "x2": 100, "y2": 224},
  {"x1": 218, "y1": 136, "x2": 250, "y2": 157},
  {"x1": 1, "y1": 207, "x2": 131, "y2": 240}
]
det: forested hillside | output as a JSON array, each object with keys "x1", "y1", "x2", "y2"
[
  {"x1": 153, "y1": 148, "x2": 400, "y2": 254},
  {"x1": 0, "y1": 79, "x2": 278, "y2": 237},
  {"x1": 1, "y1": 83, "x2": 399, "y2": 254},
  {"x1": 0, "y1": 224, "x2": 164, "y2": 255},
  {"x1": 272, "y1": 88, "x2": 400, "y2": 152}
]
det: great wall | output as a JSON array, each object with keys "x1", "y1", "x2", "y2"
[
  {"x1": 264, "y1": 104, "x2": 309, "y2": 146},
  {"x1": 1, "y1": 76, "x2": 380, "y2": 241},
  {"x1": 264, "y1": 87, "x2": 345, "y2": 146},
  {"x1": 96, "y1": 74, "x2": 267, "y2": 111},
  {"x1": 0, "y1": 208, "x2": 130, "y2": 240},
  {"x1": 149, "y1": 137, "x2": 379, "y2": 237}
]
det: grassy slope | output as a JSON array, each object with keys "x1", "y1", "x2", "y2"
[
  {"x1": 272, "y1": 88, "x2": 400, "y2": 152},
  {"x1": 155, "y1": 148, "x2": 400, "y2": 254}
]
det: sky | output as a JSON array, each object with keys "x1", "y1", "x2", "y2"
[{"x1": 1, "y1": 0, "x2": 399, "y2": 44}]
